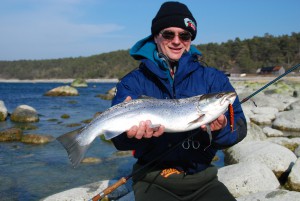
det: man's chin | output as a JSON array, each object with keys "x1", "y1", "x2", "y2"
[{"x1": 167, "y1": 53, "x2": 182, "y2": 61}]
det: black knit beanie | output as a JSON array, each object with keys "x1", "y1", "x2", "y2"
[{"x1": 151, "y1": 1, "x2": 197, "y2": 40}]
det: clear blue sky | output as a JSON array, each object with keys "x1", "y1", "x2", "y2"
[{"x1": 1, "y1": 0, "x2": 299, "y2": 61}]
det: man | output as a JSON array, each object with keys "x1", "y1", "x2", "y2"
[{"x1": 111, "y1": 1, "x2": 247, "y2": 201}]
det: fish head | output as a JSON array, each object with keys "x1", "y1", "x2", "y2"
[
  {"x1": 197, "y1": 91, "x2": 237, "y2": 112},
  {"x1": 220, "y1": 91, "x2": 236, "y2": 106}
]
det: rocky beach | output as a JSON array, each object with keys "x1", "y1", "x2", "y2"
[{"x1": 1, "y1": 76, "x2": 300, "y2": 201}]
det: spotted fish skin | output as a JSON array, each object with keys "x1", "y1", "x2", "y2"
[{"x1": 57, "y1": 91, "x2": 236, "y2": 167}]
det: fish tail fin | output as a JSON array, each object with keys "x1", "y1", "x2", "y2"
[{"x1": 57, "y1": 127, "x2": 90, "y2": 168}]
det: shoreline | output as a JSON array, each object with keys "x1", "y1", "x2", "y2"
[
  {"x1": 0, "y1": 78, "x2": 119, "y2": 83},
  {"x1": 0, "y1": 76, "x2": 299, "y2": 83}
]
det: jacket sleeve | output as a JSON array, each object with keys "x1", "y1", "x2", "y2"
[
  {"x1": 110, "y1": 72, "x2": 154, "y2": 151},
  {"x1": 208, "y1": 70, "x2": 247, "y2": 149}
]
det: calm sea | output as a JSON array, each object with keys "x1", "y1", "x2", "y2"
[
  {"x1": 0, "y1": 82, "x2": 136, "y2": 200},
  {"x1": 0, "y1": 82, "x2": 224, "y2": 200}
]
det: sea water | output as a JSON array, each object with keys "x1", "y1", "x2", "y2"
[{"x1": 0, "y1": 82, "x2": 136, "y2": 200}]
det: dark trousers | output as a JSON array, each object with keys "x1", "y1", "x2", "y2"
[{"x1": 132, "y1": 165, "x2": 236, "y2": 201}]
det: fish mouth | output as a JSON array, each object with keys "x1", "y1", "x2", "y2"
[{"x1": 221, "y1": 92, "x2": 237, "y2": 105}]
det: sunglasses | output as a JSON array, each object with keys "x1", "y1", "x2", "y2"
[{"x1": 159, "y1": 30, "x2": 192, "y2": 41}]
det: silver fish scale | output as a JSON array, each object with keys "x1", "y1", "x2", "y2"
[{"x1": 94, "y1": 97, "x2": 195, "y2": 122}]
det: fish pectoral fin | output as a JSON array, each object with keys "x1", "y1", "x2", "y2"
[
  {"x1": 204, "y1": 124, "x2": 212, "y2": 151},
  {"x1": 103, "y1": 130, "x2": 123, "y2": 140},
  {"x1": 149, "y1": 124, "x2": 161, "y2": 131},
  {"x1": 138, "y1": 95, "x2": 157, "y2": 99},
  {"x1": 206, "y1": 124, "x2": 212, "y2": 141},
  {"x1": 188, "y1": 114, "x2": 205, "y2": 125},
  {"x1": 103, "y1": 124, "x2": 161, "y2": 139}
]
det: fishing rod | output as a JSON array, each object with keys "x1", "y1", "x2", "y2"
[{"x1": 90, "y1": 63, "x2": 300, "y2": 201}]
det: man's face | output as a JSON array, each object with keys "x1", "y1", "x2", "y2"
[{"x1": 154, "y1": 27, "x2": 191, "y2": 61}]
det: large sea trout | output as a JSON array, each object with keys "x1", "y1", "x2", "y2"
[{"x1": 57, "y1": 91, "x2": 236, "y2": 167}]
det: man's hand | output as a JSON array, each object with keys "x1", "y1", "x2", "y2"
[
  {"x1": 124, "y1": 96, "x2": 165, "y2": 139},
  {"x1": 200, "y1": 114, "x2": 227, "y2": 132}
]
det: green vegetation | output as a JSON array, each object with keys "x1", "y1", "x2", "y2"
[
  {"x1": 1, "y1": 32, "x2": 299, "y2": 79},
  {"x1": 197, "y1": 32, "x2": 300, "y2": 73}
]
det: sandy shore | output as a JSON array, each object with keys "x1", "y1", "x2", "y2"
[{"x1": 0, "y1": 78, "x2": 119, "y2": 83}]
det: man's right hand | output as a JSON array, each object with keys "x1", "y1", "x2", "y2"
[{"x1": 124, "y1": 96, "x2": 165, "y2": 139}]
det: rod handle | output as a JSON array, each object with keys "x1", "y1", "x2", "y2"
[{"x1": 91, "y1": 177, "x2": 127, "y2": 201}]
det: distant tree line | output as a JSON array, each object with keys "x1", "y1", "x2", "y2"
[
  {"x1": 197, "y1": 32, "x2": 300, "y2": 73},
  {"x1": 0, "y1": 32, "x2": 299, "y2": 80}
]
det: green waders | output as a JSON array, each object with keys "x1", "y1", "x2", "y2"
[{"x1": 132, "y1": 164, "x2": 236, "y2": 201}]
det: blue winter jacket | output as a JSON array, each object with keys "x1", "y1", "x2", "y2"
[{"x1": 111, "y1": 35, "x2": 247, "y2": 174}]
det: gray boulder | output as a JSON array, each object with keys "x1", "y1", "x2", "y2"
[
  {"x1": 11, "y1": 105, "x2": 39, "y2": 123},
  {"x1": 96, "y1": 87, "x2": 116, "y2": 100},
  {"x1": 21, "y1": 134, "x2": 54, "y2": 144},
  {"x1": 0, "y1": 127, "x2": 23, "y2": 142},
  {"x1": 239, "y1": 93, "x2": 285, "y2": 112},
  {"x1": 224, "y1": 141, "x2": 297, "y2": 178},
  {"x1": 272, "y1": 110, "x2": 300, "y2": 132},
  {"x1": 0, "y1": 100, "x2": 8, "y2": 121},
  {"x1": 240, "y1": 122, "x2": 267, "y2": 143},
  {"x1": 286, "y1": 99, "x2": 300, "y2": 110},
  {"x1": 42, "y1": 180, "x2": 130, "y2": 201},
  {"x1": 287, "y1": 158, "x2": 300, "y2": 191},
  {"x1": 236, "y1": 189, "x2": 300, "y2": 201},
  {"x1": 250, "y1": 114, "x2": 275, "y2": 125},
  {"x1": 241, "y1": 105, "x2": 254, "y2": 120},
  {"x1": 71, "y1": 78, "x2": 88, "y2": 88},
  {"x1": 44, "y1": 85, "x2": 79, "y2": 96},
  {"x1": 251, "y1": 106, "x2": 278, "y2": 117},
  {"x1": 267, "y1": 92, "x2": 299, "y2": 110},
  {"x1": 266, "y1": 137, "x2": 300, "y2": 151},
  {"x1": 263, "y1": 127, "x2": 284, "y2": 137},
  {"x1": 295, "y1": 145, "x2": 300, "y2": 157},
  {"x1": 218, "y1": 161, "x2": 280, "y2": 198}
]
